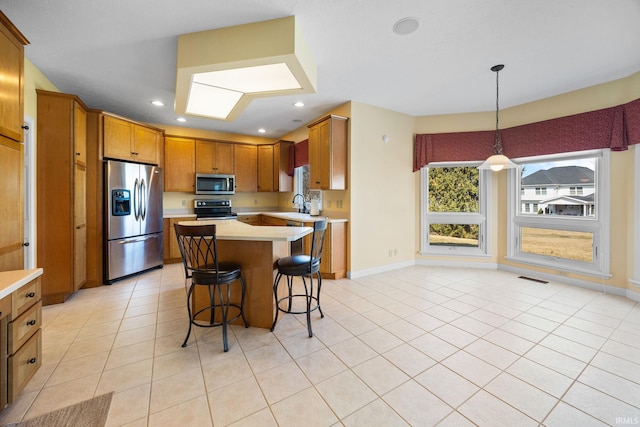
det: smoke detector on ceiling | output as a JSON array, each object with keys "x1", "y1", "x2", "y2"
[{"x1": 393, "y1": 17, "x2": 419, "y2": 35}]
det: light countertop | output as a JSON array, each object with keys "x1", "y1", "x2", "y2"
[
  {"x1": 177, "y1": 219, "x2": 312, "y2": 242},
  {"x1": 0, "y1": 268, "x2": 44, "y2": 300},
  {"x1": 164, "y1": 211, "x2": 347, "y2": 223}
]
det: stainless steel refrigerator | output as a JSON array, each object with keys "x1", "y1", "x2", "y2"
[{"x1": 105, "y1": 160, "x2": 163, "y2": 283}]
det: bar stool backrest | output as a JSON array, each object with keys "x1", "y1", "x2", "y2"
[
  {"x1": 174, "y1": 223, "x2": 220, "y2": 282},
  {"x1": 309, "y1": 218, "x2": 328, "y2": 272}
]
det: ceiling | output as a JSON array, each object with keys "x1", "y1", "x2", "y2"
[{"x1": 2, "y1": 0, "x2": 640, "y2": 139}]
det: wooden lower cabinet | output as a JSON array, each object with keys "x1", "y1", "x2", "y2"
[
  {"x1": 236, "y1": 214, "x2": 261, "y2": 226},
  {"x1": 301, "y1": 220, "x2": 346, "y2": 279},
  {"x1": 319, "y1": 221, "x2": 346, "y2": 279},
  {"x1": 260, "y1": 216, "x2": 288, "y2": 227},
  {"x1": 0, "y1": 273, "x2": 43, "y2": 410},
  {"x1": 260, "y1": 215, "x2": 347, "y2": 279},
  {"x1": 163, "y1": 217, "x2": 194, "y2": 263}
]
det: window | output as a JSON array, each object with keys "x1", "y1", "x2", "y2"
[
  {"x1": 421, "y1": 164, "x2": 490, "y2": 256},
  {"x1": 293, "y1": 164, "x2": 310, "y2": 198},
  {"x1": 507, "y1": 150, "x2": 610, "y2": 277}
]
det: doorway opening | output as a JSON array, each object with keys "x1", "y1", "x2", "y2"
[{"x1": 23, "y1": 116, "x2": 35, "y2": 268}]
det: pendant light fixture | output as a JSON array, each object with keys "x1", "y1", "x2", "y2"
[{"x1": 478, "y1": 64, "x2": 517, "y2": 171}]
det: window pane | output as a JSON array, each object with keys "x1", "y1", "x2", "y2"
[
  {"x1": 428, "y1": 167, "x2": 479, "y2": 213},
  {"x1": 520, "y1": 227, "x2": 593, "y2": 263},
  {"x1": 521, "y1": 158, "x2": 596, "y2": 216},
  {"x1": 429, "y1": 224, "x2": 479, "y2": 247}
]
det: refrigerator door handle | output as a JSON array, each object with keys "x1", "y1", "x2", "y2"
[
  {"x1": 117, "y1": 236, "x2": 153, "y2": 244},
  {"x1": 133, "y1": 178, "x2": 140, "y2": 220},
  {"x1": 140, "y1": 178, "x2": 147, "y2": 221}
]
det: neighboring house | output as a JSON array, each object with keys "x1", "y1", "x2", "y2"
[{"x1": 521, "y1": 166, "x2": 595, "y2": 216}]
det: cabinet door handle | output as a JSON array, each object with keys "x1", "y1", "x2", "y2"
[
  {"x1": 26, "y1": 292, "x2": 36, "y2": 298},
  {"x1": 27, "y1": 320, "x2": 36, "y2": 326},
  {"x1": 27, "y1": 358, "x2": 37, "y2": 364},
  {"x1": 76, "y1": 152, "x2": 81, "y2": 156}
]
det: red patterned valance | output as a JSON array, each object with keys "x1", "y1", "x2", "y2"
[
  {"x1": 414, "y1": 97, "x2": 640, "y2": 171},
  {"x1": 287, "y1": 139, "x2": 309, "y2": 176}
]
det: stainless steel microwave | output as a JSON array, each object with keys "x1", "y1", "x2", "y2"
[{"x1": 195, "y1": 174, "x2": 235, "y2": 195}]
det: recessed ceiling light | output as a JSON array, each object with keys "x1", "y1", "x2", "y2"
[
  {"x1": 258, "y1": 128, "x2": 266, "y2": 133},
  {"x1": 151, "y1": 100, "x2": 164, "y2": 106},
  {"x1": 393, "y1": 17, "x2": 420, "y2": 35},
  {"x1": 176, "y1": 117, "x2": 187, "y2": 122},
  {"x1": 293, "y1": 101, "x2": 304, "y2": 107}
]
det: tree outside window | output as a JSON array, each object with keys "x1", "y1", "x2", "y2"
[{"x1": 421, "y1": 165, "x2": 489, "y2": 256}]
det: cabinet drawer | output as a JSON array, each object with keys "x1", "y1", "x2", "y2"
[
  {"x1": 11, "y1": 277, "x2": 41, "y2": 319},
  {"x1": 8, "y1": 329, "x2": 41, "y2": 403},
  {"x1": 0, "y1": 295, "x2": 10, "y2": 320},
  {"x1": 237, "y1": 215, "x2": 260, "y2": 225},
  {"x1": 9, "y1": 301, "x2": 41, "y2": 353}
]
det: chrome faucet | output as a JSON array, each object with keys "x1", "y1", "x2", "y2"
[{"x1": 292, "y1": 193, "x2": 308, "y2": 213}]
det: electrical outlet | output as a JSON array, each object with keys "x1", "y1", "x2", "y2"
[
  {"x1": 388, "y1": 249, "x2": 393, "y2": 257},
  {"x1": 254, "y1": 199, "x2": 258, "y2": 205},
  {"x1": 181, "y1": 200, "x2": 186, "y2": 207},
  {"x1": 394, "y1": 248, "x2": 398, "y2": 256},
  {"x1": 327, "y1": 200, "x2": 332, "y2": 208}
]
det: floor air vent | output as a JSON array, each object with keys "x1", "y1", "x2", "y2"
[{"x1": 518, "y1": 276, "x2": 549, "y2": 284}]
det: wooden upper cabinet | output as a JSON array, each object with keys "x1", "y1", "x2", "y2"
[
  {"x1": 234, "y1": 144, "x2": 257, "y2": 192},
  {"x1": 308, "y1": 115, "x2": 348, "y2": 190},
  {"x1": 196, "y1": 140, "x2": 234, "y2": 174},
  {"x1": 73, "y1": 103, "x2": 87, "y2": 166},
  {"x1": 257, "y1": 145, "x2": 274, "y2": 192},
  {"x1": 274, "y1": 140, "x2": 293, "y2": 192},
  {"x1": 133, "y1": 124, "x2": 161, "y2": 164},
  {"x1": 0, "y1": 12, "x2": 28, "y2": 142},
  {"x1": 103, "y1": 115, "x2": 161, "y2": 164},
  {"x1": 165, "y1": 137, "x2": 195, "y2": 192},
  {"x1": 0, "y1": 138, "x2": 23, "y2": 271}
]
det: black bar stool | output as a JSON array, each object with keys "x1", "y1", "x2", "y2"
[
  {"x1": 271, "y1": 218, "x2": 328, "y2": 337},
  {"x1": 174, "y1": 223, "x2": 249, "y2": 352}
]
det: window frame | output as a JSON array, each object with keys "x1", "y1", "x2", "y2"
[
  {"x1": 420, "y1": 161, "x2": 491, "y2": 257},
  {"x1": 507, "y1": 149, "x2": 611, "y2": 277},
  {"x1": 632, "y1": 146, "x2": 640, "y2": 287}
]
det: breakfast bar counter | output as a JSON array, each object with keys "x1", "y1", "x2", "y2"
[{"x1": 178, "y1": 220, "x2": 312, "y2": 329}]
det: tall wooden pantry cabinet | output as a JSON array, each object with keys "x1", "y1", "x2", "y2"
[
  {"x1": 0, "y1": 11, "x2": 28, "y2": 271},
  {"x1": 36, "y1": 90, "x2": 88, "y2": 304}
]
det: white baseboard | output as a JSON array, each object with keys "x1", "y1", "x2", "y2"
[
  {"x1": 348, "y1": 259, "x2": 640, "y2": 303},
  {"x1": 415, "y1": 259, "x2": 499, "y2": 270},
  {"x1": 498, "y1": 264, "x2": 635, "y2": 300},
  {"x1": 348, "y1": 260, "x2": 415, "y2": 279}
]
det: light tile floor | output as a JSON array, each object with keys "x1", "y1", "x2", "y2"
[{"x1": 0, "y1": 264, "x2": 639, "y2": 426}]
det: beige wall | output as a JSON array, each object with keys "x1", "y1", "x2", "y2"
[
  {"x1": 414, "y1": 71, "x2": 640, "y2": 293},
  {"x1": 348, "y1": 102, "x2": 416, "y2": 274},
  {"x1": 23, "y1": 53, "x2": 640, "y2": 292},
  {"x1": 24, "y1": 58, "x2": 59, "y2": 119}
]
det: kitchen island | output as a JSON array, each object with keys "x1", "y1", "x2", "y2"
[{"x1": 177, "y1": 220, "x2": 312, "y2": 329}]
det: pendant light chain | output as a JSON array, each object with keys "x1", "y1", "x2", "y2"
[{"x1": 493, "y1": 64, "x2": 503, "y2": 154}]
